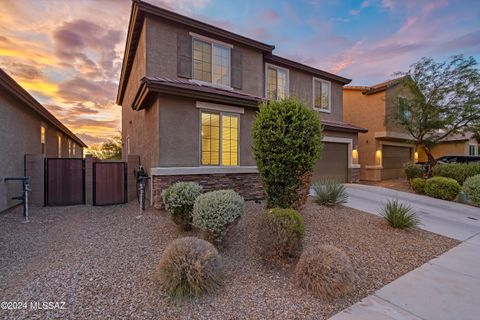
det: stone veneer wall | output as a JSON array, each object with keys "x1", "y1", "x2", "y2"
[
  {"x1": 350, "y1": 168, "x2": 360, "y2": 183},
  {"x1": 152, "y1": 173, "x2": 264, "y2": 209}
]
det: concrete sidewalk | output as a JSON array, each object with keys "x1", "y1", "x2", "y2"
[{"x1": 329, "y1": 184, "x2": 480, "y2": 320}]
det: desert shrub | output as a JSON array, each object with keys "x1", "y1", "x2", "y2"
[
  {"x1": 192, "y1": 190, "x2": 245, "y2": 241},
  {"x1": 162, "y1": 182, "x2": 203, "y2": 230},
  {"x1": 252, "y1": 98, "x2": 323, "y2": 209},
  {"x1": 259, "y1": 208, "x2": 305, "y2": 258},
  {"x1": 411, "y1": 178, "x2": 426, "y2": 194},
  {"x1": 157, "y1": 237, "x2": 222, "y2": 300},
  {"x1": 380, "y1": 199, "x2": 420, "y2": 229},
  {"x1": 425, "y1": 177, "x2": 461, "y2": 201},
  {"x1": 404, "y1": 163, "x2": 423, "y2": 180},
  {"x1": 312, "y1": 181, "x2": 348, "y2": 206},
  {"x1": 432, "y1": 163, "x2": 480, "y2": 185},
  {"x1": 295, "y1": 245, "x2": 356, "y2": 299},
  {"x1": 463, "y1": 175, "x2": 480, "y2": 207}
]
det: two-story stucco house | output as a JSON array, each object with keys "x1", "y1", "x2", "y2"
[
  {"x1": 0, "y1": 68, "x2": 87, "y2": 212},
  {"x1": 117, "y1": 0, "x2": 366, "y2": 208}
]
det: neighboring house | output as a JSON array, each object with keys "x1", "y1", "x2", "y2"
[
  {"x1": 0, "y1": 68, "x2": 87, "y2": 212},
  {"x1": 343, "y1": 78, "x2": 417, "y2": 181},
  {"x1": 417, "y1": 132, "x2": 479, "y2": 162},
  {"x1": 117, "y1": 1, "x2": 366, "y2": 208}
]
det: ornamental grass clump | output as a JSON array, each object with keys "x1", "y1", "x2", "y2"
[
  {"x1": 253, "y1": 98, "x2": 323, "y2": 209},
  {"x1": 462, "y1": 174, "x2": 480, "y2": 207},
  {"x1": 157, "y1": 237, "x2": 222, "y2": 301},
  {"x1": 312, "y1": 181, "x2": 348, "y2": 206},
  {"x1": 162, "y1": 182, "x2": 203, "y2": 230},
  {"x1": 192, "y1": 190, "x2": 245, "y2": 241},
  {"x1": 295, "y1": 245, "x2": 356, "y2": 300},
  {"x1": 380, "y1": 199, "x2": 421, "y2": 229},
  {"x1": 259, "y1": 208, "x2": 305, "y2": 259}
]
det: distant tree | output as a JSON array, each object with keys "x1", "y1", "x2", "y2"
[
  {"x1": 390, "y1": 55, "x2": 480, "y2": 163},
  {"x1": 85, "y1": 135, "x2": 122, "y2": 160}
]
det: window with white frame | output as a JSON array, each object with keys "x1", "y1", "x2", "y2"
[
  {"x1": 41, "y1": 125, "x2": 46, "y2": 155},
  {"x1": 193, "y1": 38, "x2": 231, "y2": 87},
  {"x1": 469, "y1": 144, "x2": 478, "y2": 156},
  {"x1": 57, "y1": 135, "x2": 62, "y2": 157},
  {"x1": 266, "y1": 64, "x2": 288, "y2": 100},
  {"x1": 201, "y1": 111, "x2": 239, "y2": 166},
  {"x1": 313, "y1": 78, "x2": 331, "y2": 112}
]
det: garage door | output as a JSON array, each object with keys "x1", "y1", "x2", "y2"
[
  {"x1": 382, "y1": 145, "x2": 412, "y2": 180},
  {"x1": 312, "y1": 142, "x2": 348, "y2": 183}
]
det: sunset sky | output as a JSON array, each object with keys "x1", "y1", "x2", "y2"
[{"x1": 1, "y1": 0, "x2": 479, "y2": 146}]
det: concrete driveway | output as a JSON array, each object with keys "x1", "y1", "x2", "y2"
[
  {"x1": 344, "y1": 183, "x2": 480, "y2": 241},
  {"x1": 330, "y1": 184, "x2": 480, "y2": 320}
]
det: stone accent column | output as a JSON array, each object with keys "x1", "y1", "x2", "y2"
[
  {"x1": 350, "y1": 167, "x2": 361, "y2": 183},
  {"x1": 24, "y1": 154, "x2": 45, "y2": 206},
  {"x1": 127, "y1": 155, "x2": 140, "y2": 202}
]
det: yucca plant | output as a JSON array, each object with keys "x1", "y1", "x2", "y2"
[
  {"x1": 380, "y1": 199, "x2": 421, "y2": 229},
  {"x1": 312, "y1": 181, "x2": 348, "y2": 206}
]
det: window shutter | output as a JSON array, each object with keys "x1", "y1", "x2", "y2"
[
  {"x1": 231, "y1": 48, "x2": 243, "y2": 89},
  {"x1": 177, "y1": 33, "x2": 192, "y2": 78}
]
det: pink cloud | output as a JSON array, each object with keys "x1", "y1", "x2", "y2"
[
  {"x1": 261, "y1": 9, "x2": 280, "y2": 24},
  {"x1": 398, "y1": 17, "x2": 418, "y2": 33},
  {"x1": 422, "y1": 1, "x2": 448, "y2": 16}
]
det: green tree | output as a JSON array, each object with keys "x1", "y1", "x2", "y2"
[
  {"x1": 85, "y1": 135, "x2": 122, "y2": 160},
  {"x1": 391, "y1": 55, "x2": 480, "y2": 163},
  {"x1": 253, "y1": 98, "x2": 323, "y2": 209}
]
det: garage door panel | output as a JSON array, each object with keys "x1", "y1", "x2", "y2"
[
  {"x1": 312, "y1": 142, "x2": 348, "y2": 183},
  {"x1": 382, "y1": 145, "x2": 412, "y2": 179}
]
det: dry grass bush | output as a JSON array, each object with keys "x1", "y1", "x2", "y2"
[
  {"x1": 157, "y1": 237, "x2": 222, "y2": 300},
  {"x1": 259, "y1": 208, "x2": 305, "y2": 259},
  {"x1": 295, "y1": 245, "x2": 356, "y2": 300}
]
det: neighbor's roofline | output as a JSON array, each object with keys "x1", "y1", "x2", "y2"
[
  {"x1": 116, "y1": 0, "x2": 275, "y2": 105},
  {"x1": 0, "y1": 68, "x2": 87, "y2": 147}
]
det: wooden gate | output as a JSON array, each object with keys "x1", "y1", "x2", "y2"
[
  {"x1": 93, "y1": 162, "x2": 127, "y2": 206},
  {"x1": 46, "y1": 158, "x2": 85, "y2": 206}
]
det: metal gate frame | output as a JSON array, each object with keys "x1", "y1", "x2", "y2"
[
  {"x1": 44, "y1": 158, "x2": 85, "y2": 206},
  {"x1": 92, "y1": 161, "x2": 128, "y2": 206}
]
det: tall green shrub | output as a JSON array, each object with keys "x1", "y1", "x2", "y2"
[
  {"x1": 432, "y1": 163, "x2": 480, "y2": 185},
  {"x1": 253, "y1": 98, "x2": 323, "y2": 209},
  {"x1": 462, "y1": 175, "x2": 480, "y2": 206}
]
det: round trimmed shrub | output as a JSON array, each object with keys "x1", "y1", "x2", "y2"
[
  {"x1": 259, "y1": 208, "x2": 305, "y2": 258},
  {"x1": 192, "y1": 190, "x2": 245, "y2": 241},
  {"x1": 157, "y1": 237, "x2": 222, "y2": 300},
  {"x1": 411, "y1": 178, "x2": 426, "y2": 194},
  {"x1": 295, "y1": 245, "x2": 356, "y2": 300},
  {"x1": 162, "y1": 182, "x2": 203, "y2": 230},
  {"x1": 404, "y1": 163, "x2": 423, "y2": 180},
  {"x1": 425, "y1": 177, "x2": 461, "y2": 201},
  {"x1": 463, "y1": 174, "x2": 480, "y2": 207},
  {"x1": 253, "y1": 98, "x2": 323, "y2": 209}
]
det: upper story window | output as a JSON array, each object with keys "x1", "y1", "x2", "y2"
[
  {"x1": 41, "y1": 125, "x2": 46, "y2": 155},
  {"x1": 313, "y1": 78, "x2": 331, "y2": 112},
  {"x1": 201, "y1": 111, "x2": 239, "y2": 166},
  {"x1": 398, "y1": 97, "x2": 412, "y2": 122},
  {"x1": 193, "y1": 37, "x2": 231, "y2": 87},
  {"x1": 266, "y1": 64, "x2": 289, "y2": 100},
  {"x1": 470, "y1": 144, "x2": 478, "y2": 156}
]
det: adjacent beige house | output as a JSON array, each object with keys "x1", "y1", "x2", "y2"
[
  {"x1": 117, "y1": 1, "x2": 366, "y2": 208},
  {"x1": 417, "y1": 133, "x2": 479, "y2": 162},
  {"x1": 343, "y1": 78, "x2": 416, "y2": 181},
  {"x1": 0, "y1": 68, "x2": 87, "y2": 212}
]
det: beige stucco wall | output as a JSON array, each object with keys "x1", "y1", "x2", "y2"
[
  {"x1": 417, "y1": 141, "x2": 472, "y2": 162},
  {"x1": 145, "y1": 16, "x2": 264, "y2": 97},
  {"x1": 157, "y1": 94, "x2": 257, "y2": 168},
  {"x1": 0, "y1": 89, "x2": 82, "y2": 212}
]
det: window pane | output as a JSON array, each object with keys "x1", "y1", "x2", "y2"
[
  {"x1": 314, "y1": 80, "x2": 321, "y2": 108},
  {"x1": 212, "y1": 44, "x2": 230, "y2": 86},
  {"x1": 321, "y1": 81, "x2": 330, "y2": 109},
  {"x1": 277, "y1": 69, "x2": 287, "y2": 99},
  {"x1": 267, "y1": 67, "x2": 277, "y2": 100},
  {"x1": 201, "y1": 111, "x2": 220, "y2": 165},
  {"x1": 193, "y1": 39, "x2": 212, "y2": 82},
  {"x1": 210, "y1": 114, "x2": 220, "y2": 127}
]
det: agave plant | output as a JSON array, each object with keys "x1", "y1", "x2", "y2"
[
  {"x1": 380, "y1": 199, "x2": 421, "y2": 229},
  {"x1": 312, "y1": 181, "x2": 348, "y2": 206}
]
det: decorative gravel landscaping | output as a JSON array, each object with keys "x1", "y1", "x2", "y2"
[{"x1": 0, "y1": 200, "x2": 458, "y2": 319}]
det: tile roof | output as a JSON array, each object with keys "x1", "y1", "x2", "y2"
[
  {"x1": 321, "y1": 119, "x2": 368, "y2": 133},
  {"x1": 344, "y1": 76, "x2": 406, "y2": 94}
]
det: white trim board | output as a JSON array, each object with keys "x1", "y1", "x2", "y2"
[
  {"x1": 151, "y1": 166, "x2": 258, "y2": 176},
  {"x1": 196, "y1": 101, "x2": 244, "y2": 114}
]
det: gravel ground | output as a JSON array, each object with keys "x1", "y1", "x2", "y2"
[{"x1": 0, "y1": 199, "x2": 458, "y2": 319}]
